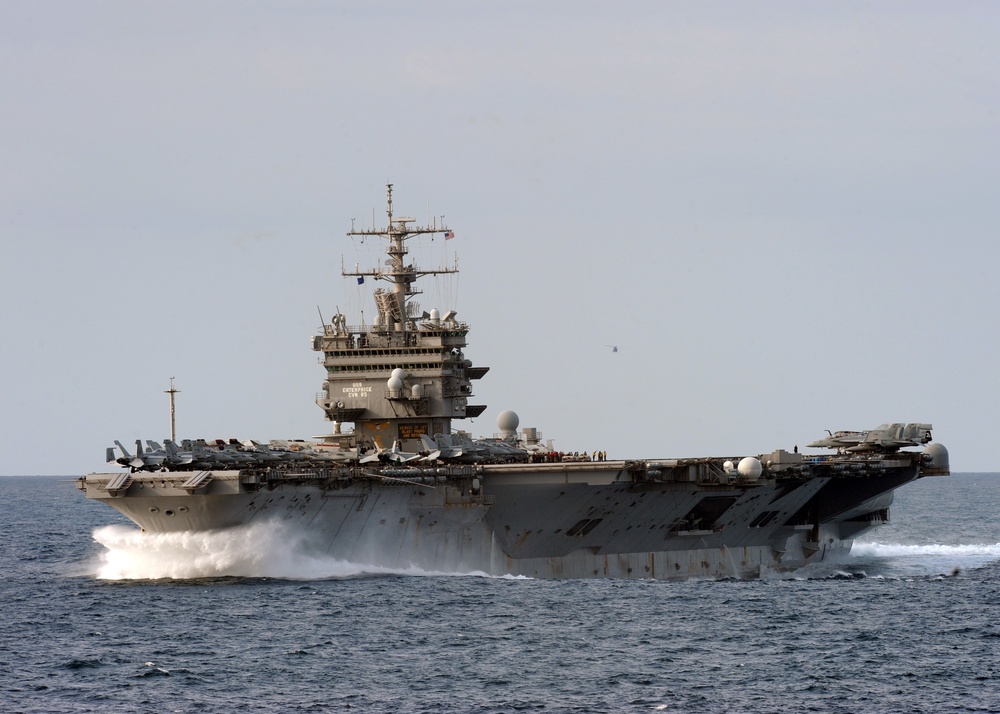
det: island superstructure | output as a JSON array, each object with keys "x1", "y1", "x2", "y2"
[
  {"x1": 315, "y1": 185, "x2": 488, "y2": 455},
  {"x1": 78, "y1": 185, "x2": 950, "y2": 580}
]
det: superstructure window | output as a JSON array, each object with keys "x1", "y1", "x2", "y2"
[
  {"x1": 326, "y1": 362, "x2": 447, "y2": 374},
  {"x1": 324, "y1": 348, "x2": 446, "y2": 358}
]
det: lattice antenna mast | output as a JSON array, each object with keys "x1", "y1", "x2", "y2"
[{"x1": 344, "y1": 183, "x2": 457, "y2": 337}]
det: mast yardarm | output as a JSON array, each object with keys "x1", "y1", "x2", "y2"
[{"x1": 343, "y1": 183, "x2": 457, "y2": 338}]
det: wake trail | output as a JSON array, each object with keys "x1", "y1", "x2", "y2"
[
  {"x1": 849, "y1": 541, "x2": 1000, "y2": 574},
  {"x1": 852, "y1": 542, "x2": 1000, "y2": 558}
]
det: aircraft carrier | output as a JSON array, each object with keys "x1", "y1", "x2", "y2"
[{"x1": 78, "y1": 185, "x2": 950, "y2": 579}]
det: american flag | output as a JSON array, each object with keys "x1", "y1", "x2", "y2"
[{"x1": 444, "y1": 230, "x2": 455, "y2": 240}]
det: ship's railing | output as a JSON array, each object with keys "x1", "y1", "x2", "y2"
[
  {"x1": 490, "y1": 431, "x2": 544, "y2": 440},
  {"x1": 240, "y1": 463, "x2": 486, "y2": 485},
  {"x1": 324, "y1": 321, "x2": 470, "y2": 337}
]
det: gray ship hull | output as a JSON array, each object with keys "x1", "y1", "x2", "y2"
[{"x1": 78, "y1": 455, "x2": 930, "y2": 580}]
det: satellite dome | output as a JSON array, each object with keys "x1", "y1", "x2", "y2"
[
  {"x1": 737, "y1": 457, "x2": 763, "y2": 481},
  {"x1": 390, "y1": 368, "x2": 407, "y2": 382},
  {"x1": 386, "y1": 376, "x2": 403, "y2": 391},
  {"x1": 430, "y1": 308, "x2": 440, "y2": 321},
  {"x1": 497, "y1": 410, "x2": 519, "y2": 433}
]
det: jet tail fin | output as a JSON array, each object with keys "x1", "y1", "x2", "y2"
[{"x1": 114, "y1": 440, "x2": 132, "y2": 459}]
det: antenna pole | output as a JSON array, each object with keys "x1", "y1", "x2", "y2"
[
  {"x1": 165, "y1": 377, "x2": 180, "y2": 442},
  {"x1": 343, "y1": 183, "x2": 457, "y2": 344}
]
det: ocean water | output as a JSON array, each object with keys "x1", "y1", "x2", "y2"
[{"x1": 1, "y1": 474, "x2": 999, "y2": 713}]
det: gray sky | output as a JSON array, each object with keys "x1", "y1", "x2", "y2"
[{"x1": 2, "y1": 1, "x2": 997, "y2": 475}]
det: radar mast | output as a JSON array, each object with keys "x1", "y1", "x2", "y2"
[{"x1": 343, "y1": 183, "x2": 457, "y2": 341}]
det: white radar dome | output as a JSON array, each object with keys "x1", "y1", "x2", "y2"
[
  {"x1": 391, "y1": 368, "x2": 407, "y2": 382},
  {"x1": 497, "y1": 410, "x2": 520, "y2": 432},
  {"x1": 737, "y1": 457, "x2": 763, "y2": 481},
  {"x1": 723, "y1": 460, "x2": 735, "y2": 474},
  {"x1": 386, "y1": 376, "x2": 403, "y2": 391},
  {"x1": 430, "y1": 308, "x2": 440, "y2": 321}
]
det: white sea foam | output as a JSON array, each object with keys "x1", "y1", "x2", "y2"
[
  {"x1": 852, "y1": 542, "x2": 1000, "y2": 558},
  {"x1": 92, "y1": 521, "x2": 332, "y2": 580},
  {"x1": 90, "y1": 521, "x2": 522, "y2": 581},
  {"x1": 850, "y1": 541, "x2": 1000, "y2": 574}
]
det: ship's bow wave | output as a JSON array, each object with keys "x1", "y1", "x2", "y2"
[{"x1": 90, "y1": 521, "x2": 508, "y2": 581}]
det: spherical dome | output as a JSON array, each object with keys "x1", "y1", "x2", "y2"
[
  {"x1": 391, "y1": 368, "x2": 407, "y2": 382},
  {"x1": 497, "y1": 410, "x2": 520, "y2": 432},
  {"x1": 737, "y1": 456, "x2": 763, "y2": 480},
  {"x1": 723, "y1": 460, "x2": 735, "y2": 473},
  {"x1": 387, "y1": 376, "x2": 403, "y2": 390},
  {"x1": 430, "y1": 308, "x2": 441, "y2": 321},
  {"x1": 924, "y1": 442, "x2": 950, "y2": 470}
]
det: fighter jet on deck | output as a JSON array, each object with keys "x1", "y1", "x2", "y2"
[{"x1": 807, "y1": 423, "x2": 933, "y2": 452}]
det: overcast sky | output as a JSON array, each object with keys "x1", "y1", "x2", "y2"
[{"x1": 2, "y1": 1, "x2": 997, "y2": 475}]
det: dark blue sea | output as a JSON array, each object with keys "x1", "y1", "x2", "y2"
[{"x1": 2, "y1": 474, "x2": 999, "y2": 713}]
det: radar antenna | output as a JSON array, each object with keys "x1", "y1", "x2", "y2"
[{"x1": 343, "y1": 183, "x2": 458, "y2": 340}]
